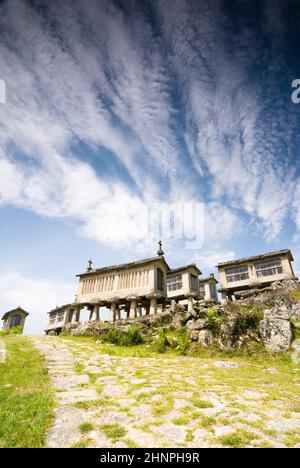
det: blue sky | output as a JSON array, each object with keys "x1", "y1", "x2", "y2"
[{"x1": 0, "y1": 0, "x2": 299, "y2": 334}]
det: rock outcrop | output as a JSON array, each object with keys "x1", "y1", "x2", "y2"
[{"x1": 259, "y1": 318, "x2": 293, "y2": 353}]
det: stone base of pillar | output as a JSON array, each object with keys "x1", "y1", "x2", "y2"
[
  {"x1": 149, "y1": 297, "x2": 157, "y2": 316},
  {"x1": 129, "y1": 300, "x2": 137, "y2": 319}
]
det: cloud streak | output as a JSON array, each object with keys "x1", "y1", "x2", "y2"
[{"x1": 0, "y1": 0, "x2": 299, "y2": 255}]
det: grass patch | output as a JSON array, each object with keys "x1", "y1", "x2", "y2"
[
  {"x1": 171, "y1": 416, "x2": 190, "y2": 426},
  {"x1": 218, "y1": 429, "x2": 256, "y2": 448},
  {"x1": 79, "y1": 422, "x2": 94, "y2": 434},
  {"x1": 152, "y1": 397, "x2": 173, "y2": 416},
  {"x1": 0, "y1": 336, "x2": 54, "y2": 448},
  {"x1": 198, "y1": 416, "x2": 216, "y2": 429},
  {"x1": 185, "y1": 429, "x2": 194, "y2": 443},
  {"x1": 74, "y1": 361, "x2": 85, "y2": 374},
  {"x1": 291, "y1": 290, "x2": 300, "y2": 300},
  {"x1": 0, "y1": 326, "x2": 23, "y2": 337},
  {"x1": 191, "y1": 396, "x2": 214, "y2": 409},
  {"x1": 73, "y1": 398, "x2": 118, "y2": 409},
  {"x1": 283, "y1": 431, "x2": 300, "y2": 447},
  {"x1": 264, "y1": 429, "x2": 277, "y2": 437},
  {"x1": 71, "y1": 437, "x2": 94, "y2": 448},
  {"x1": 99, "y1": 423, "x2": 127, "y2": 440},
  {"x1": 136, "y1": 422, "x2": 154, "y2": 433},
  {"x1": 122, "y1": 438, "x2": 140, "y2": 448},
  {"x1": 257, "y1": 440, "x2": 274, "y2": 448}
]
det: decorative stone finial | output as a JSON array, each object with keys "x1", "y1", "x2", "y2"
[
  {"x1": 87, "y1": 259, "x2": 93, "y2": 271},
  {"x1": 157, "y1": 240, "x2": 164, "y2": 257}
]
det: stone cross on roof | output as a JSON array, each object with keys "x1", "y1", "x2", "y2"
[
  {"x1": 87, "y1": 259, "x2": 93, "y2": 271},
  {"x1": 157, "y1": 240, "x2": 164, "y2": 257}
]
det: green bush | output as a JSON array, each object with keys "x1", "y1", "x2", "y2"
[
  {"x1": 231, "y1": 309, "x2": 263, "y2": 338},
  {"x1": 151, "y1": 328, "x2": 169, "y2": 353},
  {"x1": 106, "y1": 325, "x2": 144, "y2": 346},
  {"x1": 151, "y1": 327, "x2": 189, "y2": 354},
  {"x1": 205, "y1": 308, "x2": 222, "y2": 336},
  {"x1": 0, "y1": 326, "x2": 23, "y2": 336}
]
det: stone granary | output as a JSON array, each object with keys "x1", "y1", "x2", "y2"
[
  {"x1": 45, "y1": 242, "x2": 215, "y2": 335},
  {"x1": 217, "y1": 249, "x2": 296, "y2": 302},
  {"x1": 1, "y1": 307, "x2": 29, "y2": 332}
]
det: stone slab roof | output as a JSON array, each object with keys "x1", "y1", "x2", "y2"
[
  {"x1": 76, "y1": 256, "x2": 171, "y2": 277},
  {"x1": 199, "y1": 276, "x2": 218, "y2": 284},
  {"x1": 48, "y1": 304, "x2": 73, "y2": 315},
  {"x1": 216, "y1": 249, "x2": 293, "y2": 268},
  {"x1": 1, "y1": 307, "x2": 29, "y2": 320},
  {"x1": 168, "y1": 264, "x2": 202, "y2": 275}
]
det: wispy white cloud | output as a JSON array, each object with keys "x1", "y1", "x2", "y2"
[
  {"x1": 0, "y1": 0, "x2": 298, "y2": 255},
  {"x1": 156, "y1": 0, "x2": 300, "y2": 240},
  {"x1": 192, "y1": 250, "x2": 236, "y2": 271}
]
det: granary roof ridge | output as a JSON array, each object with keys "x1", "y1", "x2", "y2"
[
  {"x1": 216, "y1": 249, "x2": 293, "y2": 268},
  {"x1": 168, "y1": 263, "x2": 202, "y2": 275},
  {"x1": 199, "y1": 275, "x2": 218, "y2": 284},
  {"x1": 76, "y1": 256, "x2": 171, "y2": 277},
  {"x1": 47, "y1": 303, "x2": 73, "y2": 314},
  {"x1": 1, "y1": 307, "x2": 29, "y2": 320}
]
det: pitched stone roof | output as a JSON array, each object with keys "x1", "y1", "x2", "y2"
[
  {"x1": 199, "y1": 275, "x2": 218, "y2": 284},
  {"x1": 47, "y1": 303, "x2": 73, "y2": 314},
  {"x1": 76, "y1": 256, "x2": 171, "y2": 277},
  {"x1": 168, "y1": 264, "x2": 202, "y2": 275},
  {"x1": 1, "y1": 307, "x2": 29, "y2": 320},
  {"x1": 216, "y1": 249, "x2": 293, "y2": 268}
]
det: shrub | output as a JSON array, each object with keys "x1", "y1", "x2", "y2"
[
  {"x1": 218, "y1": 430, "x2": 256, "y2": 448},
  {"x1": 151, "y1": 327, "x2": 190, "y2": 354},
  {"x1": 231, "y1": 309, "x2": 263, "y2": 338},
  {"x1": 151, "y1": 328, "x2": 169, "y2": 353},
  {"x1": 205, "y1": 308, "x2": 222, "y2": 336},
  {"x1": 99, "y1": 423, "x2": 127, "y2": 440},
  {"x1": 106, "y1": 325, "x2": 144, "y2": 346},
  {"x1": 0, "y1": 326, "x2": 23, "y2": 336},
  {"x1": 79, "y1": 422, "x2": 94, "y2": 434}
]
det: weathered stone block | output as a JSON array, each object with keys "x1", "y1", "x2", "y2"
[
  {"x1": 187, "y1": 319, "x2": 209, "y2": 330},
  {"x1": 259, "y1": 318, "x2": 292, "y2": 353},
  {"x1": 198, "y1": 329, "x2": 214, "y2": 347}
]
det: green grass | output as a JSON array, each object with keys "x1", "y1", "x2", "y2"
[
  {"x1": 71, "y1": 437, "x2": 95, "y2": 448},
  {"x1": 99, "y1": 423, "x2": 127, "y2": 440},
  {"x1": 282, "y1": 431, "x2": 300, "y2": 447},
  {"x1": 73, "y1": 397, "x2": 118, "y2": 409},
  {"x1": 191, "y1": 396, "x2": 214, "y2": 409},
  {"x1": 122, "y1": 437, "x2": 140, "y2": 448},
  {"x1": 74, "y1": 361, "x2": 85, "y2": 373},
  {"x1": 171, "y1": 416, "x2": 190, "y2": 426},
  {"x1": 198, "y1": 416, "x2": 216, "y2": 429},
  {"x1": 152, "y1": 397, "x2": 174, "y2": 416},
  {"x1": 218, "y1": 430, "x2": 256, "y2": 448},
  {"x1": 291, "y1": 290, "x2": 300, "y2": 300},
  {"x1": 0, "y1": 336, "x2": 54, "y2": 448},
  {"x1": 79, "y1": 422, "x2": 94, "y2": 434}
]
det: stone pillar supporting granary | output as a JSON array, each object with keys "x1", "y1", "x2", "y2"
[
  {"x1": 91, "y1": 304, "x2": 100, "y2": 321},
  {"x1": 126, "y1": 295, "x2": 140, "y2": 319},
  {"x1": 185, "y1": 292, "x2": 198, "y2": 313},
  {"x1": 109, "y1": 298, "x2": 119, "y2": 322},
  {"x1": 146, "y1": 292, "x2": 161, "y2": 316}
]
